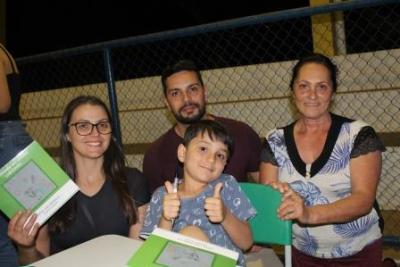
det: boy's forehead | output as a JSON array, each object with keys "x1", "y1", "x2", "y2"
[{"x1": 193, "y1": 132, "x2": 227, "y2": 147}]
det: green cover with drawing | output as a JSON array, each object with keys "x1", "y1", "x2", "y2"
[
  {"x1": 127, "y1": 228, "x2": 239, "y2": 267},
  {"x1": 0, "y1": 141, "x2": 79, "y2": 225}
]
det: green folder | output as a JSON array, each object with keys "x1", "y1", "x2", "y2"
[
  {"x1": 0, "y1": 141, "x2": 79, "y2": 225},
  {"x1": 127, "y1": 228, "x2": 238, "y2": 267}
]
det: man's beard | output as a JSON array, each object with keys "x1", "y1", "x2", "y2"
[{"x1": 173, "y1": 103, "x2": 206, "y2": 124}]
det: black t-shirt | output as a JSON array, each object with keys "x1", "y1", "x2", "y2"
[{"x1": 50, "y1": 167, "x2": 150, "y2": 254}]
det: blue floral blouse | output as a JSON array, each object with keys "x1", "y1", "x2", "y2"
[{"x1": 261, "y1": 114, "x2": 384, "y2": 258}]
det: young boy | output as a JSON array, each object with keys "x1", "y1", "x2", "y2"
[{"x1": 140, "y1": 120, "x2": 256, "y2": 266}]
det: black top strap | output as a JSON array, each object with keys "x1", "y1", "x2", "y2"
[{"x1": 283, "y1": 113, "x2": 352, "y2": 178}]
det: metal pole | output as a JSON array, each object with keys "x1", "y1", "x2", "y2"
[
  {"x1": 103, "y1": 48, "x2": 122, "y2": 146},
  {"x1": 333, "y1": 0, "x2": 347, "y2": 55}
]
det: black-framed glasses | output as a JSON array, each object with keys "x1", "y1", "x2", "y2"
[{"x1": 69, "y1": 121, "x2": 112, "y2": 136}]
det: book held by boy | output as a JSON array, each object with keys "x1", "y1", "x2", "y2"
[
  {"x1": 0, "y1": 141, "x2": 79, "y2": 225},
  {"x1": 127, "y1": 227, "x2": 239, "y2": 267}
]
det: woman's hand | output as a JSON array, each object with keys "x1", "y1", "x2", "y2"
[
  {"x1": 278, "y1": 187, "x2": 311, "y2": 224},
  {"x1": 8, "y1": 211, "x2": 49, "y2": 264},
  {"x1": 269, "y1": 181, "x2": 291, "y2": 193},
  {"x1": 269, "y1": 182, "x2": 312, "y2": 223},
  {"x1": 8, "y1": 210, "x2": 40, "y2": 248}
]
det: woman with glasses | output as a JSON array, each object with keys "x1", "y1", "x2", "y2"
[{"x1": 8, "y1": 96, "x2": 150, "y2": 265}]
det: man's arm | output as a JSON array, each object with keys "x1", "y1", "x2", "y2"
[
  {"x1": 244, "y1": 125, "x2": 262, "y2": 182},
  {"x1": 247, "y1": 171, "x2": 259, "y2": 183},
  {"x1": 142, "y1": 150, "x2": 160, "y2": 194}
]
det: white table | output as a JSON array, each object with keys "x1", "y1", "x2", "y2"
[
  {"x1": 30, "y1": 235, "x2": 283, "y2": 267},
  {"x1": 31, "y1": 235, "x2": 142, "y2": 267}
]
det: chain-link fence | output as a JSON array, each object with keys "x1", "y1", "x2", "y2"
[{"x1": 16, "y1": 0, "x2": 400, "y2": 257}]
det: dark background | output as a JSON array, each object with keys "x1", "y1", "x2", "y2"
[{"x1": 6, "y1": 0, "x2": 308, "y2": 58}]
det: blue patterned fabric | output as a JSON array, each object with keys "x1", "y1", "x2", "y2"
[
  {"x1": 265, "y1": 119, "x2": 381, "y2": 258},
  {"x1": 0, "y1": 214, "x2": 18, "y2": 267},
  {"x1": 0, "y1": 121, "x2": 32, "y2": 167},
  {"x1": 0, "y1": 121, "x2": 32, "y2": 267},
  {"x1": 140, "y1": 174, "x2": 256, "y2": 266}
]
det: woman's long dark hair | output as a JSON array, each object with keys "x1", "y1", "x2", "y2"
[{"x1": 48, "y1": 95, "x2": 137, "y2": 234}]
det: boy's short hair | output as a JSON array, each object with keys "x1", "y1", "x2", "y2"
[{"x1": 183, "y1": 120, "x2": 234, "y2": 161}]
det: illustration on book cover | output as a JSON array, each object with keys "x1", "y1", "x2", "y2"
[
  {"x1": 3, "y1": 161, "x2": 55, "y2": 209},
  {"x1": 156, "y1": 242, "x2": 215, "y2": 267}
]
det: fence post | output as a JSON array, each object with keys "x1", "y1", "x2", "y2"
[
  {"x1": 103, "y1": 48, "x2": 122, "y2": 146},
  {"x1": 309, "y1": 0, "x2": 336, "y2": 56},
  {"x1": 332, "y1": 0, "x2": 347, "y2": 55}
]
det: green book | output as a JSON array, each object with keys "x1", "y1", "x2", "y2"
[
  {"x1": 127, "y1": 228, "x2": 239, "y2": 267},
  {"x1": 0, "y1": 141, "x2": 79, "y2": 226}
]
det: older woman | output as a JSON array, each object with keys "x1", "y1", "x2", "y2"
[{"x1": 259, "y1": 53, "x2": 385, "y2": 266}]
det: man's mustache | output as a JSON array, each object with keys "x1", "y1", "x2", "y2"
[{"x1": 179, "y1": 103, "x2": 199, "y2": 112}]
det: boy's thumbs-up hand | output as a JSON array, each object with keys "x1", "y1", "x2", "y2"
[
  {"x1": 213, "y1": 182, "x2": 223, "y2": 198},
  {"x1": 205, "y1": 182, "x2": 226, "y2": 223},
  {"x1": 165, "y1": 180, "x2": 174, "y2": 194},
  {"x1": 162, "y1": 181, "x2": 180, "y2": 221}
]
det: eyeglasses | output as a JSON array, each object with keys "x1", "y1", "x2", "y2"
[{"x1": 69, "y1": 121, "x2": 112, "y2": 136}]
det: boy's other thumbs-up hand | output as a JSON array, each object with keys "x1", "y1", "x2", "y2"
[{"x1": 205, "y1": 183, "x2": 225, "y2": 223}]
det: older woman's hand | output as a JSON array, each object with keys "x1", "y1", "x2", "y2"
[
  {"x1": 278, "y1": 187, "x2": 311, "y2": 224},
  {"x1": 269, "y1": 181, "x2": 291, "y2": 193}
]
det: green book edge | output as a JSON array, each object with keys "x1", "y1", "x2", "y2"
[
  {"x1": 127, "y1": 228, "x2": 238, "y2": 267},
  {"x1": 0, "y1": 141, "x2": 78, "y2": 224}
]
